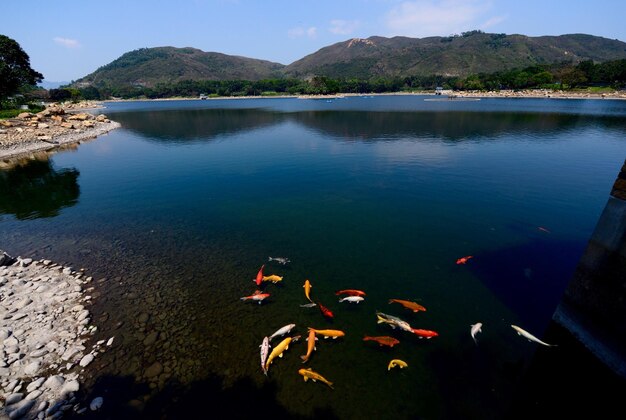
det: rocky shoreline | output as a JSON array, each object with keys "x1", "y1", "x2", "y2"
[
  {"x1": 0, "y1": 250, "x2": 112, "y2": 419},
  {"x1": 0, "y1": 102, "x2": 120, "y2": 162}
]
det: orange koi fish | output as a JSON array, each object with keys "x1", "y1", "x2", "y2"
[
  {"x1": 388, "y1": 299, "x2": 426, "y2": 313},
  {"x1": 300, "y1": 328, "x2": 317, "y2": 363},
  {"x1": 456, "y1": 255, "x2": 473, "y2": 265},
  {"x1": 308, "y1": 327, "x2": 345, "y2": 339},
  {"x1": 363, "y1": 336, "x2": 400, "y2": 348},
  {"x1": 410, "y1": 328, "x2": 439, "y2": 339}
]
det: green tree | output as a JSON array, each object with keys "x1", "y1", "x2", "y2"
[{"x1": 0, "y1": 35, "x2": 43, "y2": 104}]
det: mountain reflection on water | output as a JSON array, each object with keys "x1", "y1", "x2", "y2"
[{"x1": 109, "y1": 106, "x2": 626, "y2": 144}]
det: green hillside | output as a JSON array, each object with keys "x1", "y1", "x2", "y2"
[
  {"x1": 74, "y1": 47, "x2": 285, "y2": 88},
  {"x1": 284, "y1": 32, "x2": 626, "y2": 78}
]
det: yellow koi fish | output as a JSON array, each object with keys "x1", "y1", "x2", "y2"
[
  {"x1": 300, "y1": 328, "x2": 317, "y2": 363},
  {"x1": 303, "y1": 279, "x2": 313, "y2": 302},
  {"x1": 308, "y1": 327, "x2": 345, "y2": 340},
  {"x1": 298, "y1": 368, "x2": 334, "y2": 389},
  {"x1": 265, "y1": 337, "x2": 292, "y2": 372},
  {"x1": 388, "y1": 359, "x2": 408, "y2": 371},
  {"x1": 262, "y1": 274, "x2": 283, "y2": 283}
]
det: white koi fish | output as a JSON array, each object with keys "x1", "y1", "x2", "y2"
[
  {"x1": 260, "y1": 337, "x2": 271, "y2": 376},
  {"x1": 268, "y1": 257, "x2": 290, "y2": 265},
  {"x1": 269, "y1": 324, "x2": 296, "y2": 342},
  {"x1": 338, "y1": 296, "x2": 364, "y2": 304},
  {"x1": 470, "y1": 323, "x2": 482, "y2": 345},
  {"x1": 511, "y1": 324, "x2": 557, "y2": 347}
]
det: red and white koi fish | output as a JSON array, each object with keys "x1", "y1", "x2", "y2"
[
  {"x1": 240, "y1": 290, "x2": 270, "y2": 304},
  {"x1": 456, "y1": 255, "x2": 473, "y2": 265},
  {"x1": 260, "y1": 336, "x2": 271, "y2": 376},
  {"x1": 253, "y1": 264, "x2": 265, "y2": 286}
]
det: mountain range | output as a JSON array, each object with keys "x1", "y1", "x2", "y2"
[{"x1": 73, "y1": 31, "x2": 626, "y2": 88}]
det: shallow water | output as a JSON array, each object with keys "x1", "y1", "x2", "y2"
[{"x1": 1, "y1": 95, "x2": 625, "y2": 419}]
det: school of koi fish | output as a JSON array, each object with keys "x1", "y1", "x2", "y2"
[{"x1": 240, "y1": 253, "x2": 556, "y2": 390}]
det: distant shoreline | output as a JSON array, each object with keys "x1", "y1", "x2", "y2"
[{"x1": 102, "y1": 89, "x2": 626, "y2": 103}]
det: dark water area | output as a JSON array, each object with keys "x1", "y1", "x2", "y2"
[{"x1": 1, "y1": 95, "x2": 625, "y2": 419}]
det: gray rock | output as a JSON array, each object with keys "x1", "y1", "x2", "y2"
[
  {"x1": 8, "y1": 398, "x2": 35, "y2": 419},
  {"x1": 26, "y1": 377, "x2": 45, "y2": 392},
  {"x1": 19, "y1": 258, "x2": 33, "y2": 267},
  {"x1": 60, "y1": 379, "x2": 79, "y2": 396},
  {"x1": 143, "y1": 331, "x2": 159, "y2": 346},
  {"x1": 25, "y1": 389, "x2": 42, "y2": 400},
  {"x1": 0, "y1": 329, "x2": 10, "y2": 340},
  {"x1": 79, "y1": 354, "x2": 94, "y2": 367},
  {"x1": 5, "y1": 392, "x2": 24, "y2": 405},
  {"x1": 0, "y1": 250, "x2": 15, "y2": 266},
  {"x1": 43, "y1": 375, "x2": 64, "y2": 391},
  {"x1": 89, "y1": 396, "x2": 103, "y2": 411},
  {"x1": 15, "y1": 298, "x2": 33, "y2": 309},
  {"x1": 145, "y1": 361, "x2": 163, "y2": 378},
  {"x1": 23, "y1": 361, "x2": 41, "y2": 376},
  {"x1": 4, "y1": 336, "x2": 18, "y2": 347},
  {"x1": 30, "y1": 349, "x2": 48, "y2": 358}
]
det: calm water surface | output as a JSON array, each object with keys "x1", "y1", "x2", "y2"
[{"x1": 1, "y1": 95, "x2": 625, "y2": 419}]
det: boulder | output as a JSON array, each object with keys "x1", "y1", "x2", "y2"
[
  {"x1": 67, "y1": 113, "x2": 90, "y2": 121},
  {"x1": 0, "y1": 250, "x2": 15, "y2": 266}
]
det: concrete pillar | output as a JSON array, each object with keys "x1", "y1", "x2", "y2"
[{"x1": 553, "y1": 159, "x2": 626, "y2": 377}]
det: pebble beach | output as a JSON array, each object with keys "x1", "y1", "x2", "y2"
[{"x1": 0, "y1": 251, "x2": 112, "y2": 419}]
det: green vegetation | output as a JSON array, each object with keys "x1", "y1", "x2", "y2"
[
  {"x1": 0, "y1": 34, "x2": 43, "y2": 107},
  {"x1": 69, "y1": 58, "x2": 626, "y2": 100},
  {"x1": 0, "y1": 104, "x2": 44, "y2": 119}
]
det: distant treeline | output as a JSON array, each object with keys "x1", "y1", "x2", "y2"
[{"x1": 61, "y1": 59, "x2": 626, "y2": 100}]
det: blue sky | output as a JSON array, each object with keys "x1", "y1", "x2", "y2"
[{"x1": 4, "y1": 0, "x2": 626, "y2": 82}]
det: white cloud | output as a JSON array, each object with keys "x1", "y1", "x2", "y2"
[
  {"x1": 288, "y1": 26, "x2": 318, "y2": 39},
  {"x1": 385, "y1": 0, "x2": 496, "y2": 38},
  {"x1": 53, "y1": 37, "x2": 81, "y2": 49},
  {"x1": 480, "y1": 15, "x2": 507, "y2": 30},
  {"x1": 329, "y1": 19, "x2": 360, "y2": 35}
]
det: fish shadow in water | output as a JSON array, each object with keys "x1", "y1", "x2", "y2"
[
  {"x1": 468, "y1": 238, "x2": 586, "y2": 331},
  {"x1": 76, "y1": 372, "x2": 339, "y2": 419}
]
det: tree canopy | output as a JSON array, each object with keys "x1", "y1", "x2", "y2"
[{"x1": 0, "y1": 34, "x2": 43, "y2": 102}]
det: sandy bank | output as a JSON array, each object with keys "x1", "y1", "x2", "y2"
[{"x1": 103, "y1": 89, "x2": 626, "y2": 103}]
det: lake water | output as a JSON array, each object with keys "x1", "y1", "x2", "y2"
[{"x1": 1, "y1": 95, "x2": 625, "y2": 419}]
